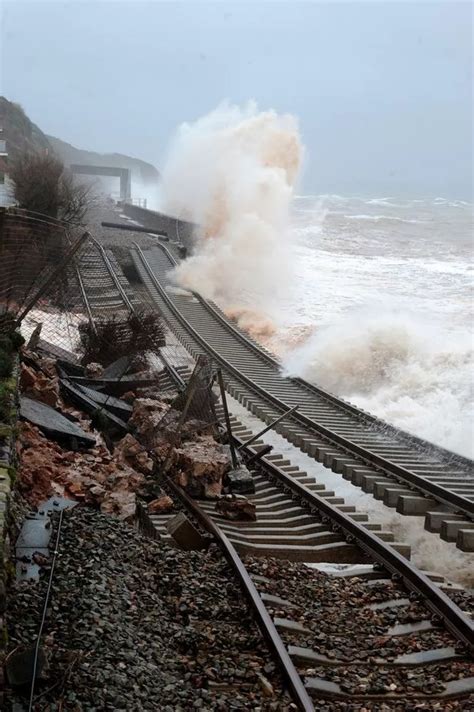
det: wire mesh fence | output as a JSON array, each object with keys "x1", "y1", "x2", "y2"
[
  {"x1": 140, "y1": 355, "x2": 219, "y2": 456},
  {"x1": 0, "y1": 206, "x2": 165, "y2": 371},
  {"x1": 0, "y1": 207, "x2": 88, "y2": 335}
]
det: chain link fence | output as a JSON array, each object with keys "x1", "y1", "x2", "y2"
[{"x1": 0, "y1": 207, "x2": 88, "y2": 336}]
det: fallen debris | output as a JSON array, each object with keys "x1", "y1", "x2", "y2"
[
  {"x1": 172, "y1": 436, "x2": 231, "y2": 498},
  {"x1": 166, "y1": 511, "x2": 208, "y2": 550},
  {"x1": 147, "y1": 494, "x2": 174, "y2": 514},
  {"x1": 225, "y1": 465, "x2": 255, "y2": 495},
  {"x1": 20, "y1": 362, "x2": 59, "y2": 408},
  {"x1": 215, "y1": 494, "x2": 257, "y2": 521},
  {"x1": 113, "y1": 432, "x2": 153, "y2": 473},
  {"x1": 16, "y1": 421, "x2": 145, "y2": 517},
  {"x1": 20, "y1": 396, "x2": 96, "y2": 449}
]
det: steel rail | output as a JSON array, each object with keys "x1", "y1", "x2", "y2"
[
  {"x1": 158, "y1": 358, "x2": 474, "y2": 652},
  {"x1": 75, "y1": 250, "x2": 97, "y2": 334},
  {"x1": 151, "y1": 240, "x2": 472, "y2": 470},
  {"x1": 162, "y1": 474, "x2": 315, "y2": 711},
  {"x1": 157, "y1": 348, "x2": 186, "y2": 391},
  {"x1": 236, "y1": 433, "x2": 474, "y2": 651},
  {"x1": 133, "y1": 244, "x2": 473, "y2": 518},
  {"x1": 89, "y1": 236, "x2": 136, "y2": 314}
]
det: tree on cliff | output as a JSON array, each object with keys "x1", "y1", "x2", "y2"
[{"x1": 8, "y1": 151, "x2": 94, "y2": 225}]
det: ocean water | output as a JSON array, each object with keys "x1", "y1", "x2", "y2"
[{"x1": 278, "y1": 195, "x2": 473, "y2": 458}]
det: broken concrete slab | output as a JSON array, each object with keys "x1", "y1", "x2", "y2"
[
  {"x1": 56, "y1": 359, "x2": 85, "y2": 378},
  {"x1": 60, "y1": 380, "x2": 129, "y2": 436},
  {"x1": 68, "y1": 375, "x2": 159, "y2": 397},
  {"x1": 76, "y1": 384, "x2": 133, "y2": 420},
  {"x1": 102, "y1": 355, "x2": 133, "y2": 379},
  {"x1": 37, "y1": 338, "x2": 80, "y2": 364},
  {"x1": 20, "y1": 396, "x2": 96, "y2": 449},
  {"x1": 166, "y1": 512, "x2": 208, "y2": 550}
]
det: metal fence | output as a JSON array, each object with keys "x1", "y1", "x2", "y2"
[{"x1": 0, "y1": 207, "x2": 88, "y2": 335}]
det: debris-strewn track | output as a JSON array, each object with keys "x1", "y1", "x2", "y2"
[
  {"x1": 154, "y1": 363, "x2": 412, "y2": 562},
  {"x1": 150, "y1": 357, "x2": 474, "y2": 710},
  {"x1": 154, "y1": 423, "x2": 474, "y2": 709},
  {"x1": 130, "y1": 242, "x2": 474, "y2": 551}
]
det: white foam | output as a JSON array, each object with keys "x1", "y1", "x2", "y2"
[
  {"x1": 283, "y1": 309, "x2": 474, "y2": 457},
  {"x1": 157, "y1": 101, "x2": 303, "y2": 331}
]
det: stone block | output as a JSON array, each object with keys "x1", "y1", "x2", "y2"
[{"x1": 166, "y1": 512, "x2": 208, "y2": 551}]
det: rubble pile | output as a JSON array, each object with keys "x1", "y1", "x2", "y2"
[
  {"x1": 15, "y1": 346, "x2": 237, "y2": 518},
  {"x1": 130, "y1": 396, "x2": 232, "y2": 499},
  {"x1": 17, "y1": 421, "x2": 146, "y2": 520},
  {"x1": 20, "y1": 360, "x2": 59, "y2": 408}
]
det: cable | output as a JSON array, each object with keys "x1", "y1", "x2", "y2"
[{"x1": 28, "y1": 508, "x2": 65, "y2": 711}]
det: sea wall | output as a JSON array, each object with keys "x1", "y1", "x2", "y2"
[{"x1": 122, "y1": 203, "x2": 196, "y2": 253}]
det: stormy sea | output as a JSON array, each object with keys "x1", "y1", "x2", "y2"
[{"x1": 280, "y1": 194, "x2": 473, "y2": 458}]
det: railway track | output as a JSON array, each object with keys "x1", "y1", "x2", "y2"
[
  {"x1": 75, "y1": 237, "x2": 138, "y2": 322},
  {"x1": 144, "y1": 360, "x2": 474, "y2": 710},
  {"x1": 129, "y1": 241, "x2": 474, "y2": 551}
]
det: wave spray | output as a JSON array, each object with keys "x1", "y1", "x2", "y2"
[{"x1": 158, "y1": 102, "x2": 303, "y2": 338}]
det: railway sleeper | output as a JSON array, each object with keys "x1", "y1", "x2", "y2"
[
  {"x1": 440, "y1": 519, "x2": 474, "y2": 542},
  {"x1": 457, "y1": 528, "x2": 474, "y2": 551},
  {"x1": 303, "y1": 675, "x2": 474, "y2": 701}
]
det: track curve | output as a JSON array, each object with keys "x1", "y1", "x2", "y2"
[{"x1": 131, "y1": 242, "x2": 474, "y2": 550}]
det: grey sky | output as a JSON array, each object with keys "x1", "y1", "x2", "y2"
[{"x1": 1, "y1": 0, "x2": 472, "y2": 198}]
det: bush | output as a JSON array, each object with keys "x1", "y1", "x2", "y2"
[
  {"x1": 8, "y1": 151, "x2": 95, "y2": 225},
  {"x1": 79, "y1": 309, "x2": 165, "y2": 367}
]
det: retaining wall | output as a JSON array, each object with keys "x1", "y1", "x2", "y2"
[
  {"x1": 0, "y1": 362, "x2": 17, "y2": 701},
  {"x1": 122, "y1": 203, "x2": 197, "y2": 253}
]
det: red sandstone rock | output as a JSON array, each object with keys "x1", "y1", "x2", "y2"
[
  {"x1": 20, "y1": 363, "x2": 59, "y2": 407},
  {"x1": 101, "y1": 491, "x2": 136, "y2": 521},
  {"x1": 17, "y1": 421, "x2": 145, "y2": 518},
  {"x1": 147, "y1": 495, "x2": 174, "y2": 514},
  {"x1": 215, "y1": 494, "x2": 257, "y2": 521},
  {"x1": 172, "y1": 436, "x2": 230, "y2": 498},
  {"x1": 113, "y1": 433, "x2": 153, "y2": 473},
  {"x1": 130, "y1": 398, "x2": 170, "y2": 440}
]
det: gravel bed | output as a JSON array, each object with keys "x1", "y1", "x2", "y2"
[
  {"x1": 5, "y1": 506, "x2": 294, "y2": 711},
  {"x1": 244, "y1": 558, "x2": 474, "y2": 711}
]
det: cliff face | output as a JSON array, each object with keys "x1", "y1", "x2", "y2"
[
  {"x1": 0, "y1": 97, "x2": 52, "y2": 160},
  {"x1": 0, "y1": 96, "x2": 159, "y2": 183}
]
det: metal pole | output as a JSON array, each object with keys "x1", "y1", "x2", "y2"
[
  {"x1": 217, "y1": 369, "x2": 238, "y2": 469},
  {"x1": 245, "y1": 444, "x2": 273, "y2": 466},
  {"x1": 237, "y1": 405, "x2": 299, "y2": 451}
]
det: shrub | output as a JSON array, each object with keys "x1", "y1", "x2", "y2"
[
  {"x1": 8, "y1": 151, "x2": 95, "y2": 225},
  {"x1": 78, "y1": 308, "x2": 165, "y2": 367}
]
